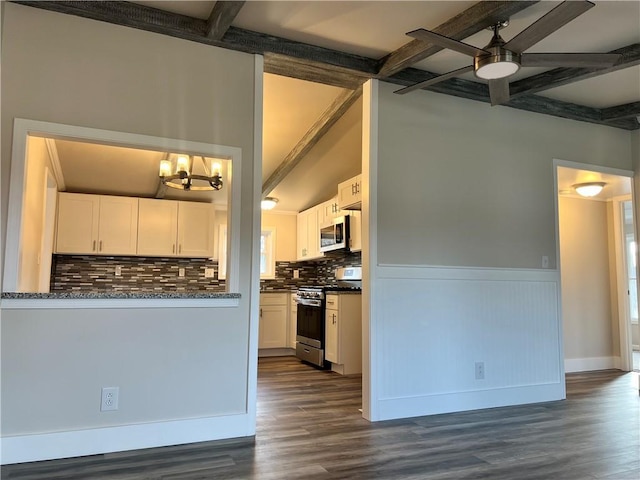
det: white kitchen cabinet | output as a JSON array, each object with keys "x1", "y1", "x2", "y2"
[
  {"x1": 338, "y1": 174, "x2": 362, "y2": 210},
  {"x1": 137, "y1": 198, "x2": 179, "y2": 256},
  {"x1": 55, "y1": 192, "x2": 138, "y2": 255},
  {"x1": 348, "y1": 211, "x2": 362, "y2": 252},
  {"x1": 177, "y1": 201, "x2": 215, "y2": 257},
  {"x1": 296, "y1": 205, "x2": 322, "y2": 261},
  {"x1": 319, "y1": 196, "x2": 342, "y2": 226},
  {"x1": 137, "y1": 198, "x2": 214, "y2": 258},
  {"x1": 324, "y1": 293, "x2": 362, "y2": 375},
  {"x1": 259, "y1": 293, "x2": 289, "y2": 349}
]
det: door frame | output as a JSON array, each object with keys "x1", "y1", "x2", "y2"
[
  {"x1": 553, "y1": 159, "x2": 636, "y2": 372},
  {"x1": 611, "y1": 194, "x2": 636, "y2": 371}
]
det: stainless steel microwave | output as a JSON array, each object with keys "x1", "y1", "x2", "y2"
[{"x1": 320, "y1": 215, "x2": 350, "y2": 253}]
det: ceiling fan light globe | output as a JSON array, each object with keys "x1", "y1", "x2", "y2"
[
  {"x1": 261, "y1": 197, "x2": 279, "y2": 210},
  {"x1": 474, "y1": 49, "x2": 521, "y2": 80}
]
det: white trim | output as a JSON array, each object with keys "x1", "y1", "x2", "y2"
[
  {"x1": 361, "y1": 79, "x2": 379, "y2": 421},
  {"x1": 554, "y1": 159, "x2": 634, "y2": 179},
  {"x1": 377, "y1": 383, "x2": 564, "y2": 421},
  {"x1": 245, "y1": 53, "x2": 264, "y2": 438},
  {"x1": 4, "y1": 119, "x2": 243, "y2": 293},
  {"x1": 44, "y1": 137, "x2": 66, "y2": 191},
  {"x1": 564, "y1": 356, "x2": 618, "y2": 373},
  {"x1": 0, "y1": 297, "x2": 240, "y2": 310},
  {"x1": 0, "y1": 413, "x2": 253, "y2": 465},
  {"x1": 378, "y1": 264, "x2": 559, "y2": 281}
]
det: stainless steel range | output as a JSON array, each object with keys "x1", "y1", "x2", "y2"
[{"x1": 295, "y1": 267, "x2": 362, "y2": 368}]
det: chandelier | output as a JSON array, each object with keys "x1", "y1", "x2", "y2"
[{"x1": 159, "y1": 155, "x2": 223, "y2": 191}]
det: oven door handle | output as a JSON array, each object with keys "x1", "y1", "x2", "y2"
[{"x1": 296, "y1": 298, "x2": 322, "y2": 307}]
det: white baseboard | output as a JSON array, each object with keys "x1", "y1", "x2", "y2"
[
  {"x1": 564, "y1": 356, "x2": 617, "y2": 373},
  {"x1": 377, "y1": 383, "x2": 565, "y2": 421},
  {"x1": 1, "y1": 413, "x2": 253, "y2": 465}
]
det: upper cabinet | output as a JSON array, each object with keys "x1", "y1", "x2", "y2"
[
  {"x1": 56, "y1": 193, "x2": 214, "y2": 258},
  {"x1": 55, "y1": 193, "x2": 138, "y2": 255},
  {"x1": 137, "y1": 198, "x2": 215, "y2": 258},
  {"x1": 338, "y1": 174, "x2": 362, "y2": 210},
  {"x1": 296, "y1": 205, "x2": 322, "y2": 261}
]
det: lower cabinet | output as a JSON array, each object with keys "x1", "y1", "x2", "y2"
[
  {"x1": 259, "y1": 293, "x2": 290, "y2": 350},
  {"x1": 324, "y1": 293, "x2": 362, "y2": 375}
]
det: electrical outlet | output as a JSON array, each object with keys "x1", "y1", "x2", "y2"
[
  {"x1": 542, "y1": 256, "x2": 549, "y2": 268},
  {"x1": 293, "y1": 269, "x2": 300, "y2": 279},
  {"x1": 101, "y1": 386, "x2": 119, "y2": 411},
  {"x1": 115, "y1": 265, "x2": 122, "y2": 276},
  {"x1": 178, "y1": 268, "x2": 185, "y2": 277},
  {"x1": 475, "y1": 362, "x2": 485, "y2": 380},
  {"x1": 204, "y1": 268, "x2": 215, "y2": 278}
]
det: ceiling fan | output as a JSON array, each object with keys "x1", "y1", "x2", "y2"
[{"x1": 395, "y1": 0, "x2": 621, "y2": 105}]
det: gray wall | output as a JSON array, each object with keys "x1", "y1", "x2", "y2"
[
  {"x1": 1, "y1": 2, "x2": 257, "y2": 456},
  {"x1": 376, "y1": 82, "x2": 632, "y2": 269}
]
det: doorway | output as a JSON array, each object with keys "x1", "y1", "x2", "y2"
[{"x1": 556, "y1": 161, "x2": 637, "y2": 373}]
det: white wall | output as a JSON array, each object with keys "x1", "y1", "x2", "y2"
[
  {"x1": 262, "y1": 212, "x2": 297, "y2": 261},
  {"x1": 559, "y1": 197, "x2": 615, "y2": 371},
  {"x1": 1, "y1": 4, "x2": 258, "y2": 463},
  {"x1": 365, "y1": 81, "x2": 634, "y2": 421},
  {"x1": 632, "y1": 130, "x2": 640, "y2": 350},
  {"x1": 18, "y1": 137, "x2": 53, "y2": 292}
]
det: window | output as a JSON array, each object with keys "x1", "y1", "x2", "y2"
[{"x1": 218, "y1": 225, "x2": 275, "y2": 279}]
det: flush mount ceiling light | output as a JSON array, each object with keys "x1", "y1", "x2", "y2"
[
  {"x1": 573, "y1": 182, "x2": 606, "y2": 197},
  {"x1": 261, "y1": 197, "x2": 279, "y2": 210},
  {"x1": 159, "y1": 155, "x2": 223, "y2": 191}
]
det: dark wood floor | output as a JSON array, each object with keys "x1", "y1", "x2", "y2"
[{"x1": 3, "y1": 357, "x2": 639, "y2": 479}]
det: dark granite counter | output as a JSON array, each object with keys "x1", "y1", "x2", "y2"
[{"x1": 1, "y1": 292, "x2": 240, "y2": 300}]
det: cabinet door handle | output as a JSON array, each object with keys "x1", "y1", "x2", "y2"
[
  {"x1": 260, "y1": 308, "x2": 263, "y2": 317},
  {"x1": 99, "y1": 240, "x2": 103, "y2": 252},
  {"x1": 179, "y1": 244, "x2": 182, "y2": 254},
  {"x1": 92, "y1": 240, "x2": 96, "y2": 252},
  {"x1": 332, "y1": 314, "x2": 337, "y2": 324},
  {"x1": 172, "y1": 244, "x2": 176, "y2": 254}
]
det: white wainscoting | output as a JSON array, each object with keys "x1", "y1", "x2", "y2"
[
  {"x1": 373, "y1": 265, "x2": 565, "y2": 421},
  {"x1": 1, "y1": 413, "x2": 253, "y2": 465}
]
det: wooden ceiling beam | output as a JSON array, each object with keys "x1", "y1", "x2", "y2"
[
  {"x1": 509, "y1": 43, "x2": 640, "y2": 98},
  {"x1": 11, "y1": 1, "x2": 639, "y2": 131},
  {"x1": 600, "y1": 101, "x2": 640, "y2": 121},
  {"x1": 206, "y1": 1, "x2": 245, "y2": 41},
  {"x1": 262, "y1": 87, "x2": 363, "y2": 198},
  {"x1": 387, "y1": 68, "x2": 639, "y2": 131},
  {"x1": 377, "y1": 1, "x2": 539, "y2": 78}
]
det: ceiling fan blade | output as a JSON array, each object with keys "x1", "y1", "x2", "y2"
[
  {"x1": 521, "y1": 53, "x2": 621, "y2": 68},
  {"x1": 406, "y1": 28, "x2": 488, "y2": 58},
  {"x1": 504, "y1": 0, "x2": 595, "y2": 54},
  {"x1": 489, "y1": 78, "x2": 510, "y2": 106},
  {"x1": 394, "y1": 65, "x2": 474, "y2": 95}
]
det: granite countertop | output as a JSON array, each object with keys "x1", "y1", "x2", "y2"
[{"x1": 1, "y1": 292, "x2": 240, "y2": 300}]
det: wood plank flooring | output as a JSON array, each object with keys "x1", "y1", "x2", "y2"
[{"x1": 2, "y1": 357, "x2": 639, "y2": 479}]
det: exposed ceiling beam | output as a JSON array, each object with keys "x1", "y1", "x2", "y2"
[
  {"x1": 264, "y1": 53, "x2": 368, "y2": 90},
  {"x1": 388, "y1": 68, "x2": 639, "y2": 131},
  {"x1": 600, "y1": 101, "x2": 640, "y2": 121},
  {"x1": 12, "y1": 1, "x2": 639, "y2": 131},
  {"x1": 377, "y1": 1, "x2": 539, "y2": 78},
  {"x1": 509, "y1": 43, "x2": 640, "y2": 98},
  {"x1": 206, "y1": 1, "x2": 245, "y2": 41},
  {"x1": 262, "y1": 87, "x2": 363, "y2": 198}
]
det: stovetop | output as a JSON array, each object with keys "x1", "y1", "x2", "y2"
[{"x1": 298, "y1": 285, "x2": 361, "y2": 292}]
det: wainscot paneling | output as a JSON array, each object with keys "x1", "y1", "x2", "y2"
[{"x1": 374, "y1": 265, "x2": 564, "y2": 420}]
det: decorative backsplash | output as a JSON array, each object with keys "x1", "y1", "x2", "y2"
[
  {"x1": 50, "y1": 255, "x2": 223, "y2": 292},
  {"x1": 51, "y1": 250, "x2": 362, "y2": 293}
]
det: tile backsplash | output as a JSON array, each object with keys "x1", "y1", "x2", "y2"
[{"x1": 51, "y1": 250, "x2": 362, "y2": 293}]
